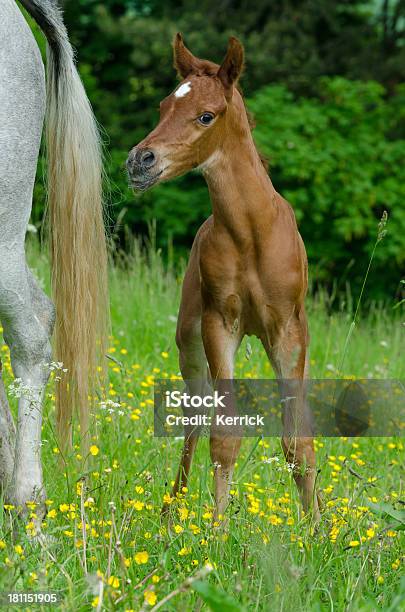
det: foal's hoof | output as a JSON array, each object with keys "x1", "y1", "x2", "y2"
[
  {"x1": 160, "y1": 503, "x2": 173, "y2": 523},
  {"x1": 213, "y1": 514, "x2": 230, "y2": 532},
  {"x1": 160, "y1": 504, "x2": 176, "y2": 532},
  {"x1": 307, "y1": 504, "x2": 322, "y2": 533},
  {"x1": 311, "y1": 512, "x2": 321, "y2": 532},
  {"x1": 161, "y1": 503, "x2": 170, "y2": 518}
]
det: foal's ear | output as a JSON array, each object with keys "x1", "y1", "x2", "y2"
[
  {"x1": 217, "y1": 37, "x2": 244, "y2": 98},
  {"x1": 173, "y1": 33, "x2": 200, "y2": 79}
]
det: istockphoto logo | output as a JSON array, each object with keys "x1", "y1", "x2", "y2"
[
  {"x1": 165, "y1": 390, "x2": 228, "y2": 409},
  {"x1": 164, "y1": 389, "x2": 265, "y2": 428},
  {"x1": 154, "y1": 379, "x2": 405, "y2": 438}
]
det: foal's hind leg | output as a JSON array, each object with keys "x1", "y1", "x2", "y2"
[{"x1": 263, "y1": 311, "x2": 320, "y2": 523}]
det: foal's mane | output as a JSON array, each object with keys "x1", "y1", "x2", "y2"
[{"x1": 244, "y1": 105, "x2": 269, "y2": 171}]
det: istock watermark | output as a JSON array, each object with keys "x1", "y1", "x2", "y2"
[
  {"x1": 162, "y1": 389, "x2": 269, "y2": 428},
  {"x1": 154, "y1": 379, "x2": 405, "y2": 438},
  {"x1": 164, "y1": 389, "x2": 229, "y2": 408}
]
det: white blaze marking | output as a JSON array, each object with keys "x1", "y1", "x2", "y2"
[{"x1": 175, "y1": 81, "x2": 192, "y2": 98}]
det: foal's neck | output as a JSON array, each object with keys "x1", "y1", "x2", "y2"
[{"x1": 202, "y1": 112, "x2": 277, "y2": 240}]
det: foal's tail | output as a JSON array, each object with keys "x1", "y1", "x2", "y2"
[{"x1": 19, "y1": 1, "x2": 109, "y2": 453}]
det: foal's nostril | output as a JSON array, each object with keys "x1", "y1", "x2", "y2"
[
  {"x1": 127, "y1": 148, "x2": 157, "y2": 174},
  {"x1": 141, "y1": 150, "x2": 156, "y2": 168},
  {"x1": 126, "y1": 150, "x2": 136, "y2": 170}
]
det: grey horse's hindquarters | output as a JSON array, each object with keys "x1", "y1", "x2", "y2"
[
  {"x1": 0, "y1": 0, "x2": 54, "y2": 508},
  {"x1": 0, "y1": 0, "x2": 45, "y2": 233}
]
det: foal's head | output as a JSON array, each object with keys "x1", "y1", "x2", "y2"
[{"x1": 127, "y1": 33, "x2": 246, "y2": 191}]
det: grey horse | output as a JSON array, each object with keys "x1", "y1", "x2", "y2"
[{"x1": 0, "y1": 0, "x2": 108, "y2": 516}]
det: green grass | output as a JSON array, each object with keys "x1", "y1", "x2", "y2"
[{"x1": 0, "y1": 237, "x2": 404, "y2": 611}]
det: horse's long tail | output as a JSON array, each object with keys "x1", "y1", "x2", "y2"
[{"x1": 19, "y1": 1, "x2": 109, "y2": 453}]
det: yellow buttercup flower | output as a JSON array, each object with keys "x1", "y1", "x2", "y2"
[
  {"x1": 134, "y1": 550, "x2": 149, "y2": 565},
  {"x1": 108, "y1": 575, "x2": 120, "y2": 588},
  {"x1": 144, "y1": 590, "x2": 157, "y2": 606},
  {"x1": 178, "y1": 507, "x2": 189, "y2": 520}
]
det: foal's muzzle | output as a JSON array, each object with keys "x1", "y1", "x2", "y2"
[{"x1": 127, "y1": 147, "x2": 161, "y2": 191}]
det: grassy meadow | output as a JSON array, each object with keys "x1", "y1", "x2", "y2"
[{"x1": 0, "y1": 238, "x2": 404, "y2": 611}]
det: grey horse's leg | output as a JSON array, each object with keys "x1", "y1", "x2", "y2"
[
  {"x1": 0, "y1": 271, "x2": 54, "y2": 497},
  {"x1": 0, "y1": 266, "x2": 53, "y2": 511},
  {"x1": 0, "y1": 357, "x2": 15, "y2": 489},
  {"x1": 27, "y1": 268, "x2": 55, "y2": 339},
  {"x1": 3, "y1": 265, "x2": 55, "y2": 512},
  {"x1": 0, "y1": 0, "x2": 52, "y2": 512}
]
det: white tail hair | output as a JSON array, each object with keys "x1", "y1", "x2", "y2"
[{"x1": 20, "y1": 0, "x2": 109, "y2": 452}]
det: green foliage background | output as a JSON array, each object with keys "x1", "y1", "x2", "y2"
[{"x1": 30, "y1": 0, "x2": 405, "y2": 299}]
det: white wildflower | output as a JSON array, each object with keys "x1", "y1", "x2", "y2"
[
  {"x1": 262, "y1": 456, "x2": 280, "y2": 464},
  {"x1": 100, "y1": 398, "x2": 121, "y2": 414},
  {"x1": 8, "y1": 378, "x2": 38, "y2": 403}
]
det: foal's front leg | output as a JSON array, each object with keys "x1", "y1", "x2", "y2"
[{"x1": 202, "y1": 310, "x2": 241, "y2": 520}]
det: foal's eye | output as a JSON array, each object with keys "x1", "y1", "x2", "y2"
[{"x1": 198, "y1": 112, "x2": 215, "y2": 126}]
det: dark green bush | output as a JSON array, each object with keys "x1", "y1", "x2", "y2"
[{"x1": 248, "y1": 78, "x2": 405, "y2": 295}]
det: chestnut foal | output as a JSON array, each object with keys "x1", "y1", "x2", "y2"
[{"x1": 127, "y1": 34, "x2": 320, "y2": 523}]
